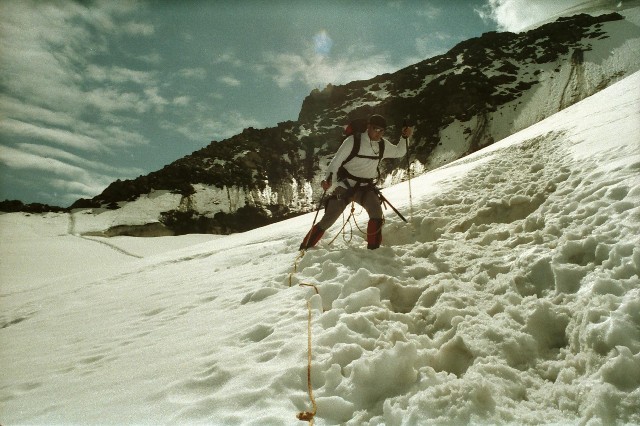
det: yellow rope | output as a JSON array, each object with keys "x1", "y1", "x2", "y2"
[
  {"x1": 290, "y1": 196, "x2": 387, "y2": 423},
  {"x1": 326, "y1": 202, "x2": 385, "y2": 246},
  {"x1": 288, "y1": 252, "x2": 318, "y2": 423},
  {"x1": 289, "y1": 250, "x2": 306, "y2": 287},
  {"x1": 296, "y1": 299, "x2": 317, "y2": 424},
  {"x1": 352, "y1": 215, "x2": 385, "y2": 237},
  {"x1": 299, "y1": 283, "x2": 320, "y2": 295},
  {"x1": 327, "y1": 205, "x2": 355, "y2": 246}
]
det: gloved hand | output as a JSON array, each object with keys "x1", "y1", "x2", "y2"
[
  {"x1": 321, "y1": 180, "x2": 332, "y2": 191},
  {"x1": 402, "y1": 126, "x2": 413, "y2": 139}
]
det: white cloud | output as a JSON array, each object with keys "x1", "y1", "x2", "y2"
[
  {"x1": 84, "y1": 88, "x2": 147, "y2": 114},
  {"x1": 123, "y1": 21, "x2": 155, "y2": 36},
  {"x1": 91, "y1": 125, "x2": 148, "y2": 149},
  {"x1": 144, "y1": 87, "x2": 169, "y2": 111},
  {"x1": 262, "y1": 44, "x2": 397, "y2": 89},
  {"x1": 17, "y1": 143, "x2": 144, "y2": 176},
  {"x1": 163, "y1": 110, "x2": 262, "y2": 143},
  {"x1": 0, "y1": 117, "x2": 104, "y2": 152},
  {"x1": 0, "y1": 144, "x2": 83, "y2": 175},
  {"x1": 86, "y1": 65, "x2": 158, "y2": 85},
  {"x1": 476, "y1": 0, "x2": 619, "y2": 32},
  {"x1": 414, "y1": 32, "x2": 453, "y2": 59},
  {"x1": 0, "y1": 142, "x2": 144, "y2": 203},
  {"x1": 47, "y1": 178, "x2": 105, "y2": 201},
  {"x1": 219, "y1": 76, "x2": 242, "y2": 87},
  {"x1": 313, "y1": 30, "x2": 333, "y2": 56},
  {"x1": 417, "y1": 5, "x2": 442, "y2": 20},
  {"x1": 0, "y1": 95, "x2": 77, "y2": 131},
  {"x1": 172, "y1": 96, "x2": 191, "y2": 106},
  {"x1": 0, "y1": 1, "x2": 161, "y2": 145},
  {"x1": 0, "y1": 94, "x2": 150, "y2": 153},
  {"x1": 213, "y1": 51, "x2": 244, "y2": 67},
  {"x1": 0, "y1": 144, "x2": 113, "y2": 194},
  {"x1": 138, "y1": 52, "x2": 162, "y2": 64},
  {"x1": 178, "y1": 68, "x2": 207, "y2": 79}
]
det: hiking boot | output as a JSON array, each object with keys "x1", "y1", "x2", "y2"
[
  {"x1": 300, "y1": 225, "x2": 325, "y2": 250},
  {"x1": 367, "y1": 218, "x2": 383, "y2": 249}
]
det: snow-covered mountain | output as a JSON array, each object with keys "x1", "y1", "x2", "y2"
[
  {"x1": 1, "y1": 68, "x2": 638, "y2": 424},
  {"x1": 68, "y1": 5, "x2": 640, "y2": 237}
]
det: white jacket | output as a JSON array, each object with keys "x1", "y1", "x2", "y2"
[{"x1": 326, "y1": 131, "x2": 407, "y2": 188}]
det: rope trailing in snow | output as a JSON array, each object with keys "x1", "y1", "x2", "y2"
[
  {"x1": 289, "y1": 203, "x2": 384, "y2": 423},
  {"x1": 288, "y1": 251, "x2": 319, "y2": 423},
  {"x1": 296, "y1": 299, "x2": 317, "y2": 425},
  {"x1": 288, "y1": 250, "x2": 306, "y2": 287},
  {"x1": 299, "y1": 283, "x2": 320, "y2": 295},
  {"x1": 289, "y1": 254, "x2": 323, "y2": 304},
  {"x1": 289, "y1": 193, "x2": 391, "y2": 424}
]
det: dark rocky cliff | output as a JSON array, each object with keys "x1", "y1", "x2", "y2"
[{"x1": 66, "y1": 12, "x2": 636, "y2": 236}]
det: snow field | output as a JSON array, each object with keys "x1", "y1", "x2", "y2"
[
  {"x1": 0, "y1": 72, "x2": 639, "y2": 425},
  {"x1": 288, "y1": 73, "x2": 640, "y2": 424}
]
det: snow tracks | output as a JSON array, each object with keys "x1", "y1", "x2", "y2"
[{"x1": 289, "y1": 129, "x2": 640, "y2": 424}]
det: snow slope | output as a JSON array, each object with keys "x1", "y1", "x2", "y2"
[
  {"x1": 424, "y1": 5, "x2": 640, "y2": 172},
  {"x1": 1, "y1": 72, "x2": 639, "y2": 424}
]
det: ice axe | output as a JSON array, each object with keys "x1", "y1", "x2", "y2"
[
  {"x1": 310, "y1": 189, "x2": 327, "y2": 228},
  {"x1": 373, "y1": 187, "x2": 407, "y2": 223},
  {"x1": 299, "y1": 188, "x2": 327, "y2": 251}
]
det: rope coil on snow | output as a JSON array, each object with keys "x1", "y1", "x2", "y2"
[
  {"x1": 326, "y1": 202, "x2": 385, "y2": 247},
  {"x1": 327, "y1": 204, "x2": 355, "y2": 246}
]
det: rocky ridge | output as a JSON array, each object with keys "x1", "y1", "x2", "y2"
[{"x1": 68, "y1": 11, "x2": 639, "y2": 236}]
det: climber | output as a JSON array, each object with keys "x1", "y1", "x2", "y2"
[{"x1": 299, "y1": 114, "x2": 413, "y2": 250}]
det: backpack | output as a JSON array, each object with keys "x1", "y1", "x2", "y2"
[{"x1": 337, "y1": 118, "x2": 386, "y2": 183}]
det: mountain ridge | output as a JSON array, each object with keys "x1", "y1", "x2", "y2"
[{"x1": 24, "y1": 10, "x2": 639, "y2": 236}]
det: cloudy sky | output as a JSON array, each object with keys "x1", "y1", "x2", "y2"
[{"x1": 0, "y1": 0, "x2": 614, "y2": 206}]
